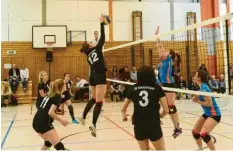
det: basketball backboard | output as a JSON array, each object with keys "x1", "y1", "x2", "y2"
[{"x1": 32, "y1": 25, "x2": 67, "y2": 48}]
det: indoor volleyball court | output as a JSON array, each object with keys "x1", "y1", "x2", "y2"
[{"x1": 1, "y1": 0, "x2": 233, "y2": 150}]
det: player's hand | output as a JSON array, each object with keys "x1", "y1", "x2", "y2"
[
  {"x1": 122, "y1": 113, "x2": 129, "y2": 122},
  {"x1": 155, "y1": 26, "x2": 160, "y2": 35},
  {"x1": 60, "y1": 118, "x2": 69, "y2": 127},
  {"x1": 99, "y1": 14, "x2": 105, "y2": 23},
  {"x1": 192, "y1": 95, "x2": 199, "y2": 103}
]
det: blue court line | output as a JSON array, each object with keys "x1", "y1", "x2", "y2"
[{"x1": 1, "y1": 114, "x2": 16, "y2": 149}]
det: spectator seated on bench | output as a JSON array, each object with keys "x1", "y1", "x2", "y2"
[
  {"x1": 74, "y1": 76, "x2": 89, "y2": 101},
  {"x1": 1, "y1": 81, "x2": 18, "y2": 106},
  {"x1": 110, "y1": 76, "x2": 123, "y2": 102}
]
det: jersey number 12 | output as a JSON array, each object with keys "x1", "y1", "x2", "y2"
[
  {"x1": 40, "y1": 96, "x2": 49, "y2": 108},
  {"x1": 139, "y1": 91, "x2": 149, "y2": 107},
  {"x1": 88, "y1": 52, "x2": 99, "y2": 64}
]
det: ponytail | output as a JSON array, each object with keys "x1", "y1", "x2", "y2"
[{"x1": 47, "y1": 79, "x2": 64, "y2": 98}]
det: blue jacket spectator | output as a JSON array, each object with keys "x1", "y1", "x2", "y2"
[
  {"x1": 218, "y1": 74, "x2": 226, "y2": 94},
  {"x1": 208, "y1": 75, "x2": 219, "y2": 92}
]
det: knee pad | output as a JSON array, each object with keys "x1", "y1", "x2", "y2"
[
  {"x1": 192, "y1": 131, "x2": 200, "y2": 140},
  {"x1": 168, "y1": 105, "x2": 177, "y2": 114},
  {"x1": 200, "y1": 133, "x2": 211, "y2": 143},
  {"x1": 44, "y1": 141, "x2": 52, "y2": 148},
  {"x1": 54, "y1": 142, "x2": 65, "y2": 150}
]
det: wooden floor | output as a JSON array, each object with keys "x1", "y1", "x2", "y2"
[{"x1": 1, "y1": 98, "x2": 233, "y2": 150}]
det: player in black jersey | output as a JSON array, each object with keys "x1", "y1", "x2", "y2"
[
  {"x1": 36, "y1": 71, "x2": 49, "y2": 109},
  {"x1": 57, "y1": 73, "x2": 79, "y2": 124},
  {"x1": 122, "y1": 66, "x2": 169, "y2": 150},
  {"x1": 78, "y1": 14, "x2": 107, "y2": 137},
  {"x1": 33, "y1": 79, "x2": 68, "y2": 150}
]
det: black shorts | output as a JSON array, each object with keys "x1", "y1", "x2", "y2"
[
  {"x1": 202, "y1": 114, "x2": 221, "y2": 123},
  {"x1": 134, "y1": 123, "x2": 163, "y2": 141},
  {"x1": 89, "y1": 72, "x2": 106, "y2": 86},
  {"x1": 33, "y1": 118, "x2": 54, "y2": 134},
  {"x1": 162, "y1": 83, "x2": 176, "y2": 93},
  {"x1": 61, "y1": 91, "x2": 71, "y2": 103}
]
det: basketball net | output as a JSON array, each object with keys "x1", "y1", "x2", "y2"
[{"x1": 46, "y1": 42, "x2": 54, "y2": 51}]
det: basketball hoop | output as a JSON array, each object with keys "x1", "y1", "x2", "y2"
[{"x1": 46, "y1": 42, "x2": 55, "y2": 51}]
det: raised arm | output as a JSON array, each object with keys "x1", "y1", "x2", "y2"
[
  {"x1": 155, "y1": 26, "x2": 169, "y2": 58},
  {"x1": 96, "y1": 15, "x2": 105, "y2": 49}
]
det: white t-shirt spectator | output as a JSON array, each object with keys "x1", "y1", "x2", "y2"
[
  {"x1": 91, "y1": 38, "x2": 104, "y2": 49},
  {"x1": 130, "y1": 71, "x2": 137, "y2": 81},
  {"x1": 20, "y1": 68, "x2": 29, "y2": 80},
  {"x1": 91, "y1": 39, "x2": 99, "y2": 47},
  {"x1": 76, "y1": 79, "x2": 88, "y2": 88}
]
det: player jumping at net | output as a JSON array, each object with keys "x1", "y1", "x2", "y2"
[
  {"x1": 33, "y1": 79, "x2": 69, "y2": 150},
  {"x1": 56, "y1": 73, "x2": 79, "y2": 124},
  {"x1": 36, "y1": 71, "x2": 49, "y2": 109},
  {"x1": 192, "y1": 70, "x2": 221, "y2": 150},
  {"x1": 122, "y1": 65, "x2": 169, "y2": 150},
  {"x1": 78, "y1": 14, "x2": 107, "y2": 137},
  {"x1": 155, "y1": 26, "x2": 182, "y2": 138}
]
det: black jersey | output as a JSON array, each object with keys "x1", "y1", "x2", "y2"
[
  {"x1": 37, "y1": 82, "x2": 49, "y2": 101},
  {"x1": 66, "y1": 80, "x2": 72, "y2": 90},
  {"x1": 110, "y1": 82, "x2": 120, "y2": 90},
  {"x1": 34, "y1": 94, "x2": 61, "y2": 125},
  {"x1": 86, "y1": 23, "x2": 107, "y2": 73},
  {"x1": 126, "y1": 84, "x2": 165, "y2": 125}
]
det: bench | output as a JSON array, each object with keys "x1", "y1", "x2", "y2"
[{"x1": 1, "y1": 81, "x2": 33, "y2": 104}]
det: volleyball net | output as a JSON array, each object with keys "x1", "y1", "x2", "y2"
[{"x1": 104, "y1": 13, "x2": 233, "y2": 99}]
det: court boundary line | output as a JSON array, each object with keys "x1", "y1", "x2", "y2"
[
  {"x1": 186, "y1": 112, "x2": 233, "y2": 127},
  {"x1": 180, "y1": 119, "x2": 233, "y2": 141},
  {"x1": 1, "y1": 114, "x2": 16, "y2": 149},
  {"x1": 101, "y1": 114, "x2": 155, "y2": 150}
]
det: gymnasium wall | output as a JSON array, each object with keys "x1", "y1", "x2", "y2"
[
  {"x1": 174, "y1": 3, "x2": 201, "y2": 29},
  {"x1": 1, "y1": 0, "x2": 42, "y2": 41},
  {"x1": 112, "y1": 1, "x2": 171, "y2": 41},
  {"x1": 1, "y1": 0, "x2": 202, "y2": 42}
]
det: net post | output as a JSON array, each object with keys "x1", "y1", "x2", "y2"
[
  {"x1": 222, "y1": 20, "x2": 230, "y2": 95},
  {"x1": 224, "y1": 19, "x2": 231, "y2": 95}
]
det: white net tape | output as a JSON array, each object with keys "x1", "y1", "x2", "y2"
[
  {"x1": 104, "y1": 12, "x2": 233, "y2": 99},
  {"x1": 107, "y1": 79, "x2": 233, "y2": 99},
  {"x1": 103, "y1": 13, "x2": 233, "y2": 52}
]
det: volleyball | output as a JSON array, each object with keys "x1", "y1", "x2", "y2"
[{"x1": 103, "y1": 15, "x2": 111, "y2": 25}]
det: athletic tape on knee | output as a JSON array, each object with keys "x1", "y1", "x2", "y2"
[
  {"x1": 200, "y1": 133, "x2": 211, "y2": 143},
  {"x1": 168, "y1": 105, "x2": 177, "y2": 114},
  {"x1": 44, "y1": 141, "x2": 52, "y2": 148},
  {"x1": 54, "y1": 142, "x2": 65, "y2": 150},
  {"x1": 192, "y1": 131, "x2": 201, "y2": 140},
  {"x1": 96, "y1": 102, "x2": 103, "y2": 107}
]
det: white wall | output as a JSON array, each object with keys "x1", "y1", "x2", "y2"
[
  {"x1": 0, "y1": 1, "x2": 211, "y2": 42},
  {"x1": 1, "y1": 0, "x2": 42, "y2": 41},
  {"x1": 174, "y1": 3, "x2": 201, "y2": 29},
  {"x1": 113, "y1": 2, "x2": 170, "y2": 41},
  {"x1": 47, "y1": 0, "x2": 109, "y2": 42}
]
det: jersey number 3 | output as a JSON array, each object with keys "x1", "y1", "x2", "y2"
[
  {"x1": 139, "y1": 91, "x2": 149, "y2": 107},
  {"x1": 40, "y1": 96, "x2": 49, "y2": 108},
  {"x1": 88, "y1": 52, "x2": 99, "y2": 64}
]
